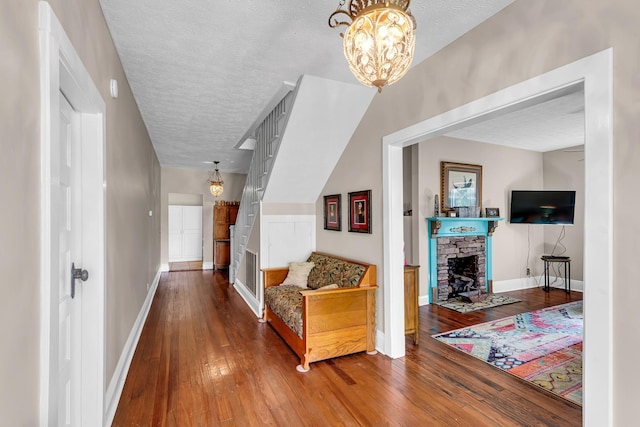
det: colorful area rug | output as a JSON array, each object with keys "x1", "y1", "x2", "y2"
[
  {"x1": 432, "y1": 301, "x2": 583, "y2": 405},
  {"x1": 435, "y1": 294, "x2": 521, "y2": 313}
]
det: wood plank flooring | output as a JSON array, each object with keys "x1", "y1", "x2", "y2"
[
  {"x1": 168, "y1": 261, "x2": 203, "y2": 271},
  {"x1": 112, "y1": 270, "x2": 582, "y2": 426}
]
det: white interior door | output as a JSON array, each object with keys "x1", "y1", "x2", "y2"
[
  {"x1": 57, "y1": 94, "x2": 82, "y2": 427},
  {"x1": 182, "y1": 206, "x2": 203, "y2": 259},
  {"x1": 168, "y1": 205, "x2": 202, "y2": 262},
  {"x1": 168, "y1": 205, "x2": 183, "y2": 261}
]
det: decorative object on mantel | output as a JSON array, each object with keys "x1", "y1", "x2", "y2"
[
  {"x1": 323, "y1": 194, "x2": 342, "y2": 231},
  {"x1": 440, "y1": 161, "x2": 482, "y2": 215},
  {"x1": 328, "y1": 0, "x2": 417, "y2": 93},
  {"x1": 432, "y1": 301, "x2": 583, "y2": 406},
  {"x1": 208, "y1": 161, "x2": 224, "y2": 197},
  {"x1": 434, "y1": 194, "x2": 439, "y2": 217},
  {"x1": 348, "y1": 190, "x2": 372, "y2": 233},
  {"x1": 434, "y1": 294, "x2": 521, "y2": 313},
  {"x1": 485, "y1": 207, "x2": 500, "y2": 218}
]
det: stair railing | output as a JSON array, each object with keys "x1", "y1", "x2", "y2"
[{"x1": 229, "y1": 87, "x2": 296, "y2": 287}]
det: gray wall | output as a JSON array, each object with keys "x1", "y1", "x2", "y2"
[
  {"x1": 415, "y1": 137, "x2": 545, "y2": 296},
  {"x1": 543, "y1": 147, "x2": 585, "y2": 280},
  {"x1": 1, "y1": 0, "x2": 161, "y2": 424}
]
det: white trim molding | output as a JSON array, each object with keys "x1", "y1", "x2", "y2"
[
  {"x1": 233, "y1": 279, "x2": 261, "y2": 318},
  {"x1": 492, "y1": 277, "x2": 584, "y2": 293},
  {"x1": 39, "y1": 3, "x2": 107, "y2": 426},
  {"x1": 383, "y1": 49, "x2": 613, "y2": 426}
]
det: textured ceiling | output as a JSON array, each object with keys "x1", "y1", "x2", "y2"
[
  {"x1": 99, "y1": 0, "x2": 514, "y2": 173},
  {"x1": 447, "y1": 89, "x2": 585, "y2": 151}
]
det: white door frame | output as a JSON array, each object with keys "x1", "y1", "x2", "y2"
[
  {"x1": 39, "y1": 2, "x2": 106, "y2": 426},
  {"x1": 383, "y1": 49, "x2": 613, "y2": 426}
]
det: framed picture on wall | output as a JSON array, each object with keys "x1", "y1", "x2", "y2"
[
  {"x1": 348, "y1": 190, "x2": 371, "y2": 233},
  {"x1": 441, "y1": 161, "x2": 483, "y2": 213},
  {"x1": 323, "y1": 194, "x2": 341, "y2": 231}
]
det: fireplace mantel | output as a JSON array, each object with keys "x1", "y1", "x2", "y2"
[
  {"x1": 427, "y1": 217, "x2": 504, "y2": 238},
  {"x1": 426, "y1": 217, "x2": 504, "y2": 303}
]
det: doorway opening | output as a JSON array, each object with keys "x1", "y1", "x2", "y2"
[
  {"x1": 383, "y1": 49, "x2": 613, "y2": 424},
  {"x1": 168, "y1": 193, "x2": 204, "y2": 271}
]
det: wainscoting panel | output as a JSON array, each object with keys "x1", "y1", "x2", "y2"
[{"x1": 260, "y1": 214, "x2": 316, "y2": 268}]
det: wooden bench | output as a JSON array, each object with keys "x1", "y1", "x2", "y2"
[{"x1": 261, "y1": 252, "x2": 377, "y2": 372}]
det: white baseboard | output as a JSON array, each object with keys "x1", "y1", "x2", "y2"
[
  {"x1": 493, "y1": 276, "x2": 540, "y2": 293},
  {"x1": 375, "y1": 330, "x2": 385, "y2": 355},
  {"x1": 103, "y1": 268, "x2": 161, "y2": 426},
  {"x1": 419, "y1": 295, "x2": 430, "y2": 306},
  {"x1": 233, "y1": 279, "x2": 261, "y2": 318},
  {"x1": 493, "y1": 276, "x2": 584, "y2": 293},
  {"x1": 160, "y1": 263, "x2": 169, "y2": 272}
]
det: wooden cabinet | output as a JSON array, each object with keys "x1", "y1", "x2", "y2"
[
  {"x1": 213, "y1": 204, "x2": 239, "y2": 269},
  {"x1": 404, "y1": 265, "x2": 419, "y2": 345},
  {"x1": 214, "y1": 240, "x2": 230, "y2": 269},
  {"x1": 213, "y1": 205, "x2": 238, "y2": 240}
]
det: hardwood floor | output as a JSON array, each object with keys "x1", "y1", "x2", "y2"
[
  {"x1": 168, "y1": 261, "x2": 203, "y2": 271},
  {"x1": 112, "y1": 270, "x2": 582, "y2": 426}
]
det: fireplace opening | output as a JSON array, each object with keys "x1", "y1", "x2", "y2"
[
  {"x1": 448, "y1": 255, "x2": 479, "y2": 299},
  {"x1": 435, "y1": 235, "x2": 487, "y2": 303}
]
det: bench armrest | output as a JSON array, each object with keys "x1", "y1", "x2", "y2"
[{"x1": 262, "y1": 267, "x2": 289, "y2": 288}]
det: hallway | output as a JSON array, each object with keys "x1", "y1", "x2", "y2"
[{"x1": 112, "y1": 270, "x2": 582, "y2": 426}]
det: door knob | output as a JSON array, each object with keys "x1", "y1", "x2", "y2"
[{"x1": 71, "y1": 262, "x2": 89, "y2": 299}]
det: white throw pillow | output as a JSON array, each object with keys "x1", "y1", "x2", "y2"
[{"x1": 281, "y1": 262, "x2": 315, "y2": 288}]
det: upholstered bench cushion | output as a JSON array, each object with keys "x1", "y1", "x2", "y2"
[
  {"x1": 306, "y1": 253, "x2": 366, "y2": 289},
  {"x1": 264, "y1": 285, "x2": 304, "y2": 338}
]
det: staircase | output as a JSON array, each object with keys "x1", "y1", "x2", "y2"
[
  {"x1": 229, "y1": 84, "x2": 296, "y2": 285},
  {"x1": 229, "y1": 75, "x2": 376, "y2": 313}
]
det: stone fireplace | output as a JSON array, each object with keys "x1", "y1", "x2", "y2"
[
  {"x1": 427, "y1": 217, "x2": 502, "y2": 303},
  {"x1": 438, "y1": 237, "x2": 485, "y2": 301}
]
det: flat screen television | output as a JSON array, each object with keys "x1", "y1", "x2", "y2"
[{"x1": 509, "y1": 190, "x2": 576, "y2": 225}]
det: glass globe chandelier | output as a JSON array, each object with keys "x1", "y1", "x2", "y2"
[
  {"x1": 329, "y1": 0, "x2": 416, "y2": 93},
  {"x1": 208, "y1": 161, "x2": 224, "y2": 197}
]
